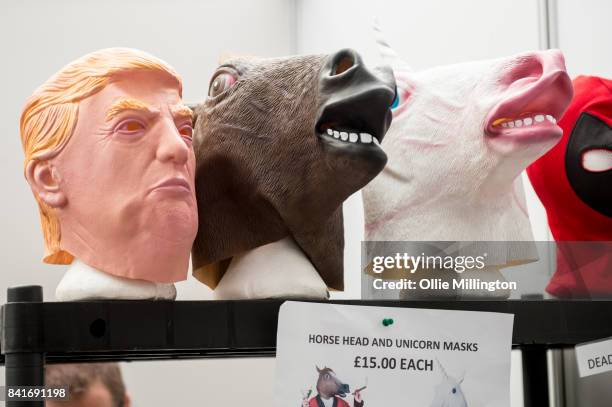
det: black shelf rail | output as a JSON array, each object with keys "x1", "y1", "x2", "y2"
[{"x1": 2, "y1": 285, "x2": 612, "y2": 407}]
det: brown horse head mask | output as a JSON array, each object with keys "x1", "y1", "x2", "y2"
[{"x1": 191, "y1": 49, "x2": 396, "y2": 291}]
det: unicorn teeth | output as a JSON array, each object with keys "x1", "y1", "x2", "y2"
[{"x1": 493, "y1": 114, "x2": 557, "y2": 128}]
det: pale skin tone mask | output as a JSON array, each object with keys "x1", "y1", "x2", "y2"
[{"x1": 27, "y1": 70, "x2": 198, "y2": 287}]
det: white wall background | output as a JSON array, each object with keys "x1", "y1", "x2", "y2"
[
  {"x1": 557, "y1": 0, "x2": 612, "y2": 77},
  {"x1": 1, "y1": 0, "x2": 604, "y2": 406}
]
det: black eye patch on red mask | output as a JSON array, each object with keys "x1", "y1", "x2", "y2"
[{"x1": 566, "y1": 112, "x2": 612, "y2": 218}]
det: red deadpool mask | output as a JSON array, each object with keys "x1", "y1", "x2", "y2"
[{"x1": 527, "y1": 76, "x2": 612, "y2": 298}]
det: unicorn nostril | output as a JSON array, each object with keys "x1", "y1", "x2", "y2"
[{"x1": 511, "y1": 54, "x2": 543, "y2": 82}]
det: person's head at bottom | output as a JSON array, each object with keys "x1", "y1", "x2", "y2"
[{"x1": 46, "y1": 363, "x2": 130, "y2": 407}]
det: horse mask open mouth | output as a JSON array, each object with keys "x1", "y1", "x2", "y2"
[{"x1": 191, "y1": 49, "x2": 395, "y2": 291}]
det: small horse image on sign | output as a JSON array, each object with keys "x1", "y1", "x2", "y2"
[{"x1": 302, "y1": 366, "x2": 364, "y2": 407}]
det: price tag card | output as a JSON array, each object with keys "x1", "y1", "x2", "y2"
[
  {"x1": 275, "y1": 301, "x2": 514, "y2": 407},
  {"x1": 575, "y1": 337, "x2": 612, "y2": 378}
]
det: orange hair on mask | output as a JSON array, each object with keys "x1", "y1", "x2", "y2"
[{"x1": 20, "y1": 48, "x2": 183, "y2": 264}]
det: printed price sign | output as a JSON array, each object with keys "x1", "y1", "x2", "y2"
[
  {"x1": 275, "y1": 302, "x2": 514, "y2": 407},
  {"x1": 575, "y1": 337, "x2": 612, "y2": 378}
]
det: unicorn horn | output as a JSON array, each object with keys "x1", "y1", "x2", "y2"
[
  {"x1": 436, "y1": 358, "x2": 449, "y2": 378},
  {"x1": 372, "y1": 18, "x2": 411, "y2": 71}
]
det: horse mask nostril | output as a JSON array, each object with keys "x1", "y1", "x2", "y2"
[
  {"x1": 317, "y1": 48, "x2": 395, "y2": 150},
  {"x1": 332, "y1": 54, "x2": 355, "y2": 76}
]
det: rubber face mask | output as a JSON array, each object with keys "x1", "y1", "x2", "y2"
[
  {"x1": 362, "y1": 47, "x2": 573, "y2": 268},
  {"x1": 527, "y1": 76, "x2": 612, "y2": 298},
  {"x1": 191, "y1": 49, "x2": 396, "y2": 291},
  {"x1": 20, "y1": 49, "x2": 198, "y2": 283}
]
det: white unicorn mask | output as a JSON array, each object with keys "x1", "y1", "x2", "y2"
[{"x1": 363, "y1": 36, "x2": 574, "y2": 276}]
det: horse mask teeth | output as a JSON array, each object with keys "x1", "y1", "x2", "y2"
[{"x1": 191, "y1": 49, "x2": 396, "y2": 291}]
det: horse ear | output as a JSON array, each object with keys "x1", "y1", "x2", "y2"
[
  {"x1": 186, "y1": 102, "x2": 200, "y2": 126},
  {"x1": 458, "y1": 371, "x2": 465, "y2": 384},
  {"x1": 316, "y1": 366, "x2": 321, "y2": 373}
]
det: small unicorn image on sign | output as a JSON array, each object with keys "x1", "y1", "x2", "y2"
[
  {"x1": 430, "y1": 359, "x2": 468, "y2": 407},
  {"x1": 302, "y1": 366, "x2": 365, "y2": 407}
]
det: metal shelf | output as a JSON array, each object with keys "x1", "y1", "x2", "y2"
[
  {"x1": 2, "y1": 285, "x2": 612, "y2": 407},
  {"x1": 2, "y1": 288, "x2": 612, "y2": 363}
]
